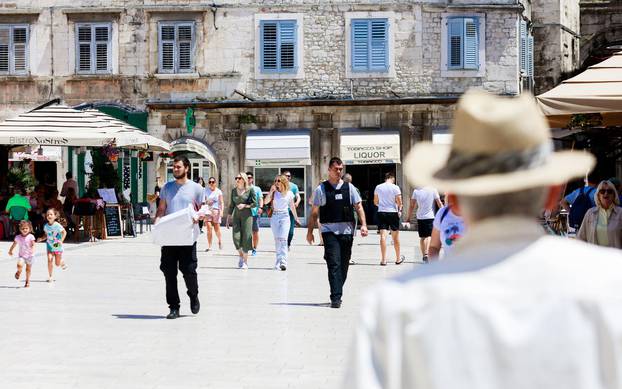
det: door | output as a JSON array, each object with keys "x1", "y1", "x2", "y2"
[{"x1": 345, "y1": 164, "x2": 396, "y2": 226}]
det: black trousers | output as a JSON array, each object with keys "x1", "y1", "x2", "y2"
[
  {"x1": 160, "y1": 243, "x2": 198, "y2": 310},
  {"x1": 321, "y1": 232, "x2": 353, "y2": 303}
]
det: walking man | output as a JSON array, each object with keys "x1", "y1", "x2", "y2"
[
  {"x1": 406, "y1": 185, "x2": 442, "y2": 262},
  {"x1": 283, "y1": 170, "x2": 301, "y2": 250},
  {"x1": 345, "y1": 91, "x2": 622, "y2": 389},
  {"x1": 246, "y1": 172, "x2": 264, "y2": 256},
  {"x1": 155, "y1": 156, "x2": 204, "y2": 319},
  {"x1": 60, "y1": 171, "x2": 78, "y2": 199},
  {"x1": 306, "y1": 157, "x2": 368, "y2": 308},
  {"x1": 373, "y1": 172, "x2": 404, "y2": 265}
]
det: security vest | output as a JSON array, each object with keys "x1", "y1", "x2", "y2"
[{"x1": 319, "y1": 181, "x2": 355, "y2": 224}]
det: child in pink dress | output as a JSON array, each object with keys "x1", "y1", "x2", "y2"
[{"x1": 8, "y1": 220, "x2": 36, "y2": 288}]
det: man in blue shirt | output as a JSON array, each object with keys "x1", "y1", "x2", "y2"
[
  {"x1": 283, "y1": 170, "x2": 301, "y2": 250},
  {"x1": 155, "y1": 156, "x2": 204, "y2": 320},
  {"x1": 246, "y1": 172, "x2": 264, "y2": 256}
]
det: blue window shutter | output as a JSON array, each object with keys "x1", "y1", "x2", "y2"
[
  {"x1": 279, "y1": 21, "x2": 296, "y2": 71},
  {"x1": 370, "y1": 19, "x2": 388, "y2": 71},
  {"x1": 352, "y1": 20, "x2": 369, "y2": 71},
  {"x1": 463, "y1": 18, "x2": 479, "y2": 69},
  {"x1": 159, "y1": 23, "x2": 175, "y2": 73},
  {"x1": 261, "y1": 21, "x2": 278, "y2": 72},
  {"x1": 527, "y1": 34, "x2": 534, "y2": 77},
  {"x1": 447, "y1": 18, "x2": 463, "y2": 69},
  {"x1": 519, "y1": 20, "x2": 527, "y2": 74}
]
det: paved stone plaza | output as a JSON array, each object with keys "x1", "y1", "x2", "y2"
[{"x1": 0, "y1": 228, "x2": 422, "y2": 389}]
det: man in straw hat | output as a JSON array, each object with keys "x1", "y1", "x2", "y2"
[{"x1": 345, "y1": 90, "x2": 622, "y2": 388}]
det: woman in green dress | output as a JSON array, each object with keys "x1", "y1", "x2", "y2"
[{"x1": 226, "y1": 172, "x2": 257, "y2": 269}]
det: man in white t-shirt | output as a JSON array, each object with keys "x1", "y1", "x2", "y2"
[
  {"x1": 406, "y1": 186, "x2": 442, "y2": 263},
  {"x1": 373, "y1": 172, "x2": 404, "y2": 265}
]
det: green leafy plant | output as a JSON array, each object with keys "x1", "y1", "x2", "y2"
[{"x1": 7, "y1": 165, "x2": 37, "y2": 192}]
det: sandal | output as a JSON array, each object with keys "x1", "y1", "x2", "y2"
[
  {"x1": 61, "y1": 262, "x2": 68, "y2": 270},
  {"x1": 15, "y1": 270, "x2": 21, "y2": 280},
  {"x1": 395, "y1": 256, "x2": 405, "y2": 265},
  {"x1": 380, "y1": 261, "x2": 387, "y2": 266},
  {"x1": 24, "y1": 281, "x2": 30, "y2": 288}
]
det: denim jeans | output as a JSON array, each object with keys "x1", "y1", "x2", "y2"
[
  {"x1": 321, "y1": 232, "x2": 353, "y2": 303},
  {"x1": 287, "y1": 210, "x2": 295, "y2": 247},
  {"x1": 271, "y1": 211, "x2": 290, "y2": 267}
]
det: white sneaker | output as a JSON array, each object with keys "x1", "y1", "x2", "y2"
[
  {"x1": 241, "y1": 263, "x2": 248, "y2": 270},
  {"x1": 274, "y1": 260, "x2": 281, "y2": 270},
  {"x1": 238, "y1": 257, "x2": 244, "y2": 268}
]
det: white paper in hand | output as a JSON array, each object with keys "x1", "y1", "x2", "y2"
[{"x1": 152, "y1": 204, "x2": 200, "y2": 246}]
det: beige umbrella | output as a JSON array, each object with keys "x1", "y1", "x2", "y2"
[{"x1": 536, "y1": 52, "x2": 622, "y2": 127}]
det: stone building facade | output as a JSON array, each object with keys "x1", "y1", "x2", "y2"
[{"x1": 0, "y1": 0, "x2": 531, "y2": 225}]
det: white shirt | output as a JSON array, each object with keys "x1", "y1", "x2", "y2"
[
  {"x1": 411, "y1": 187, "x2": 440, "y2": 219},
  {"x1": 374, "y1": 182, "x2": 402, "y2": 213},
  {"x1": 346, "y1": 217, "x2": 622, "y2": 389},
  {"x1": 432, "y1": 205, "x2": 466, "y2": 255},
  {"x1": 273, "y1": 190, "x2": 294, "y2": 212},
  {"x1": 203, "y1": 187, "x2": 222, "y2": 210}
]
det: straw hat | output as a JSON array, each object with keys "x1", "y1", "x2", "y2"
[{"x1": 404, "y1": 90, "x2": 595, "y2": 196}]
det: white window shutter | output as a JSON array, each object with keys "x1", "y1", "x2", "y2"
[
  {"x1": 177, "y1": 24, "x2": 193, "y2": 72},
  {"x1": 527, "y1": 34, "x2": 534, "y2": 77},
  {"x1": 94, "y1": 25, "x2": 110, "y2": 72},
  {"x1": 12, "y1": 26, "x2": 27, "y2": 73},
  {"x1": 520, "y1": 20, "x2": 527, "y2": 74},
  {"x1": 77, "y1": 25, "x2": 92, "y2": 73}
]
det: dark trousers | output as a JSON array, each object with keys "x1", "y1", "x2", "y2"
[
  {"x1": 287, "y1": 210, "x2": 295, "y2": 247},
  {"x1": 160, "y1": 243, "x2": 198, "y2": 310},
  {"x1": 321, "y1": 232, "x2": 353, "y2": 303}
]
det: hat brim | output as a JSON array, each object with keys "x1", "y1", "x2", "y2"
[{"x1": 404, "y1": 143, "x2": 596, "y2": 196}]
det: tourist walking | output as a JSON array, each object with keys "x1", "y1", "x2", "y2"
[
  {"x1": 577, "y1": 180, "x2": 622, "y2": 248},
  {"x1": 226, "y1": 173, "x2": 257, "y2": 269},
  {"x1": 428, "y1": 193, "x2": 466, "y2": 259},
  {"x1": 247, "y1": 172, "x2": 264, "y2": 256},
  {"x1": 560, "y1": 173, "x2": 598, "y2": 230},
  {"x1": 373, "y1": 172, "x2": 404, "y2": 265},
  {"x1": 155, "y1": 156, "x2": 204, "y2": 320},
  {"x1": 202, "y1": 177, "x2": 224, "y2": 252},
  {"x1": 406, "y1": 185, "x2": 442, "y2": 263},
  {"x1": 9, "y1": 220, "x2": 35, "y2": 288},
  {"x1": 264, "y1": 174, "x2": 300, "y2": 271},
  {"x1": 283, "y1": 170, "x2": 301, "y2": 250},
  {"x1": 37, "y1": 208, "x2": 67, "y2": 282},
  {"x1": 345, "y1": 90, "x2": 622, "y2": 389},
  {"x1": 306, "y1": 157, "x2": 368, "y2": 308}
]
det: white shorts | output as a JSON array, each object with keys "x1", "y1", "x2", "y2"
[{"x1": 18, "y1": 256, "x2": 34, "y2": 265}]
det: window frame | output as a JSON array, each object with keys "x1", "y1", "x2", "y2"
[
  {"x1": 0, "y1": 24, "x2": 29, "y2": 76},
  {"x1": 75, "y1": 22, "x2": 112, "y2": 75},
  {"x1": 157, "y1": 21, "x2": 196, "y2": 74},
  {"x1": 259, "y1": 19, "x2": 298, "y2": 74},
  {"x1": 440, "y1": 13, "x2": 486, "y2": 78}
]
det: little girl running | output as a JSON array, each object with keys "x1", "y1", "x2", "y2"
[
  {"x1": 37, "y1": 208, "x2": 67, "y2": 282},
  {"x1": 8, "y1": 220, "x2": 36, "y2": 288}
]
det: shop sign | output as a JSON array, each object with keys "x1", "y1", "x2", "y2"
[
  {"x1": 340, "y1": 144, "x2": 400, "y2": 165},
  {"x1": 249, "y1": 159, "x2": 311, "y2": 167}
]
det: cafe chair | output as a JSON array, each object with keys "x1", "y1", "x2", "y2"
[
  {"x1": 133, "y1": 202, "x2": 152, "y2": 234},
  {"x1": 73, "y1": 200, "x2": 98, "y2": 242}
]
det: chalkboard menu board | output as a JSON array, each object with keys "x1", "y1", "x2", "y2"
[{"x1": 104, "y1": 205, "x2": 123, "y2": 238}]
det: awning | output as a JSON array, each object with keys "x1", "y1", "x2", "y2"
[
  {"x1": 340, "y1": 131, "x2": 401, "y2": 165},
  {"x1": 0, "y1": 103, "x2": 170, "y2": 151},
  {"x1": 536, "y1": 51, "x2": 622, "y2": 127},
  {"x1": 169, "y1": 137, "x2": 218, "y2": 167},
  {"x1": 245, "y1": 131, "x2": 311, "y2": 166}
]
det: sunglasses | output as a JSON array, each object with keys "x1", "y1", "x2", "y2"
[
  {"x1": 599, "y1": 189, "x2": 614, "y2": 195},
  {"x1": 208, "y1": 180, "x2": 216, "y2": 184},
  {"x1": 235, "y1": 177, "x2": 243, "y2": 180}
]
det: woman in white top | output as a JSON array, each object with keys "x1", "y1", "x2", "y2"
[
  {"x1": 202, "y1": 177, "x2": 224, "y2": 251},
  {"x1": 264, "y1": 174, "x2": 300, "y2": 271}
]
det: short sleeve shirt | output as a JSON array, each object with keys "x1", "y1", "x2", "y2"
[
  {"x1": 289, "y1": 182, "x2": 299, "y2": 197},
  {"x1": 312, "y1": 181, "x2": 362, "y2": 235},
  {"x1": 15, "y1": 233, "x2": 35, "y2": 259},
  {"x1": 44, "y1": 222, "x2": 65, "y2": 253},
  {"x1": 374, "y1": 182, "x2": 402, "y2": 213},
  {"x1": 273, "y1": 191, "x2": 294, "y2": 212},
  {"x1": 433, "y1": 206, "x2": 466, "y2": 255},
  {"x1": 203, "y1": 187, "x2": 223, "y2": 210},
  {"x1": 251, "y1": 186, "x2": 263, "y2": 217},
  {"x1": 411, "y1": 187, "x2": 440, "y2": 220},
  {"x1": 160, "y1": 180, "x2": 204, "y2": 216}
]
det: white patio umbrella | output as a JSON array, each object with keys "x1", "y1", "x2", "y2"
[{"x1": 0, "y1": 103, "x2": 169, "y2": 151}]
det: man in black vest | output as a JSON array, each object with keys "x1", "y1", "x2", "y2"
[{"x1": 307, "y1": 157, "x2": 368, "y2": 308}]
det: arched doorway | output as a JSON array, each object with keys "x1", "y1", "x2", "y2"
[{"x1": 166, "y1": 137, "x2": 219, "y2": 183}]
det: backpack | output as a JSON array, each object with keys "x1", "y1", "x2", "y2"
[
  {"x1": 568, "y1": 187, "x2": 595, "y2": 228},
  {"x1": 440, "y1": 206, "x2": 451, "y2": 223}
]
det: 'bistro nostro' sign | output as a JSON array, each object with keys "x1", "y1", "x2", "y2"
[
  {"x1": 10, "y1": 136, "x2": 70, "y2": 146},
  {"x1": 341, "y1": 144, "x2": 400, "y2": 165}
]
